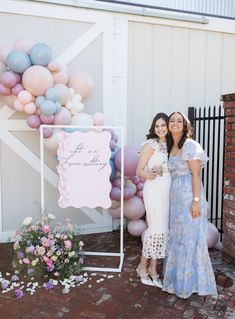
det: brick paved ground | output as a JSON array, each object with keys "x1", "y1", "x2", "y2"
[{"x1": 0, "y1": 231, "x2": 235, "y2": 319}]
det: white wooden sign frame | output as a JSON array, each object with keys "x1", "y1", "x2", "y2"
[{"x1": 40, "y1": 124, "x2": 124, "y2": 272}]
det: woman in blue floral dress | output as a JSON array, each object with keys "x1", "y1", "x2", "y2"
[{"x1": 162, "y1": 112, "x2": 217, "y2": 299}]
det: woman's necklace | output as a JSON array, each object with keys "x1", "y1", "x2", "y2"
[{"x1": 157, "y1": 139, "x2": 167, "y2": 154}]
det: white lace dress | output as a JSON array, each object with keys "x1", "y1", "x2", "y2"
[{"x1": 142, "y1": 138, "x2": 171, "y2": 259}]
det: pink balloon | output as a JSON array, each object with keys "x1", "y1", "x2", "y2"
[
  {"x1": 124, "y1": 186, "x2": 135, "y2": 200},
  {"x1": 24, "y1": 102, "x2": 37, "y2": 115},
  {"x1": 110, "y1": 186, "x2": 121, "y2": 201},
  {"x1": 0, "y1": 71, "x2": 17, "y2": 88},
  {"x1": 108, "y1": 206, "x2": 121, "y2": 219},
  {"x1": 22, "y1": 65, "x2": 54, "y2": 96},
  {"x1": 0, "y1": 83, "x2": 11, "y2": 96},
  {"x1": 0, "y1": 45, "x2": 12, "y2": 63},
  {"x1": 11, "y1": 83, "x2": 24, "y2": 96},
  {"x1": 127, "y1": 219, "x2": 147, "y2": 237},
  {"x1": 93, "y1": 112, "x2": 105, "y2": 126},
  {"x1": 18, "y1": 90, "x2": 32, "y2": 104},
  {"x1": 26, "y1": 114, "x2": 41, "y2": 129},
  {"x1": 43, "y1": 127, "x2": 53, "y2": 138},
  {"x1": 136, "y1": 190, "x2": 143, "y2": 199},
  {"x1": 131, "y1": 176, "x2": 140, "y2": 185},
  {"x1": 136, "y1": 182, "x2": 144, "y2": 191},
  {"x1": 115, "y1": 146, "x2": 139, "y2": 177},
  {"x1": 113, "y1": 176, "x2": 121, "y2": 188},
  {"x1": 53, "y1": 107, "x2": 71, "y2": 125},
  {"x1": 53, "y1": 68, "x2": 69, "y2": 85},
  {"x1": 48, "y1": 61, "x2": 62, "y2": 72},
  {"x1": 40, "y1": 113, "x2": 55, "y2": 124},
  {"x1": 68, "y1": 70, "x2": 93, "y2": 100},
  {"x1": 207, "y1": 222, "x2": 219, "y2": 248},
  {"x1": 14, "y1": 99, "x2": 25, "y2": 112},
  {"x1": 14, "y1": 37, "x2": 34, "y2": 53},
  {"x1": 124, "y1": 196, "x2": 145, "y2": 220}
]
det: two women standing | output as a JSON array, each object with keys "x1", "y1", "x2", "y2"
[{"x1": 136, "y1": 111, "x2": 217, "y2": 298}]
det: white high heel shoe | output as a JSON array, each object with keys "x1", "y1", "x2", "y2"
[
  {"x1": 136, "y1": 267, "x2": 154, "y2": 286},
  {"x1": 148, "y1": 272, "x2": 163, "y2": 288}
]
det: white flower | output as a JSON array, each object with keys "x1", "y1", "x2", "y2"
[
  {"x1": 79, "y1": 241, "x2": 84, "y2": 247},
  {"x1": 23, "y1": 217, "x2": 32, "y2": 226},
  {"x1": 48, "y1": 213, "x2": 55, "y2": 220}
]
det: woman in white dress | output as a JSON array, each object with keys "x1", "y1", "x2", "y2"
[{"x1": 136, "y1": 113, "x2": 171, "y2": 288}]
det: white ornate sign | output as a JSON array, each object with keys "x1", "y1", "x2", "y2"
[{"x1": 57, "y1": 130, "x2": 112, "y2": 208}]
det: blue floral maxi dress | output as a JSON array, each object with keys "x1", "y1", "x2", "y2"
[{"x1": 162, "y1": 139, "x2": 217, "y2": 298}]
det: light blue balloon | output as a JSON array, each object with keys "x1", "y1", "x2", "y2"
[
  {"x1": 40, "y1": 100, "x2": 57, "y2": 115},
  {"x1": 6, "y1": 50, "x2": 31, "y2": 73},
  {"x1": 29, "y1": 43, "x2": 53, "y2": 66},
  {"x1": 111, "y1": 145, "x2": 120, "y2": 160},
  {"x1": 55, "y1": 102, "x2": 62, "y2": 112},
  {"x1": 63, "y1": 128, "x2": 77, "y2": 133},
  {"x1": 45, "y1": 87, "x2": 59, "y2": 102},
  {"x1": 35, "y1": 96, "x2": 46, "y2": 108},
  {"x1": 109, "y1": 159, "x2": 116, "y2": 181}
]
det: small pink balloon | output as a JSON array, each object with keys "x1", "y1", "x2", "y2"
[
  {"x1": 110, "y1": 186, "x2": 121, "y2": 201},
  {"x1": 0, "y1": 71, "x2": 17, "y2": 88},
  {"x1": 4, "y1": 95, "x2": 17, "y2": 108},
  {"x1": 93, "y1": 112, "x2": 105, "y2": 126},
  {"x1": 136, "y1": 190, "x2": 143, "y2": 199},
  {"x1": 53, "y1": 107, "x2": 71, "y2": 125},
  {"x1": 136, "y1": 182, "x2": 144, "y2": 191},
  {"x1": 68, "y1": 70, "x2": 93, "y2": 100},
  {"x1": 0, "y1": 83, "x2": 11, "y2": 96},
  {"x1": 128, "y1": 219, "x2": 147, "y2": 237},
  {"x1": 48, "y1": 61, "x2": 62, "y2": 72},
  {"x1": 43, "y1": 127, "x2": 53, "y2": 138},
  {"x1": 14, "y1": 73, "x2": 21, "y2": 83},
  {"x1": 0, "y1": 45, "x2": 12, "y2": 63},
  {"x1": 115, "y1": 146, "x2": 139, "y2": 177},
  {"x1": 124, "y1": 186, "x2": 135, "y2": 200},
  {"x1": 14, "y1": 37, "x2": 34, "y2": 53},
  {"x1": 26, "y1": 114, "x2": 41, "y2": 129},
  {"x1": 113, "y1": 176, "x2": 121, "y2": 188},
  {"x1": 124, "y1": 196, "x2": 145, "y2": 220},
  {"x1": 108, "y1": 206, "x2": 121, "y2": 219},
  {"x1": 131, "y1": 176, "x2": 140, "y2": 185},
  {"x1": 11, "y1": 83, "x2": 24, "y2": 96},
  {"x1": 40, "y1": 113, "x2": 55, "y2": 124},
  {"x1": 24, "y1": 102, "x2": 37, "y2": 115},
  {"x1": 53, "y1": 68, "x2": 69, "y2": 85},
  {"x1": 18, "y1": 90, "x2": 33, "y2": 104},
  {"x1": 14, "y1": 99, "x2": 24, "y2": 112}
]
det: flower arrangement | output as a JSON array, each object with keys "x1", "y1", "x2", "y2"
[{"x1": 13, "y1": 213, "x2": 84, "y2": 281}]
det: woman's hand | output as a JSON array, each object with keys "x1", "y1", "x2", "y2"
[
  {"x1": 191, "y1": 201, "x2": 201, "y2": 219},
  {"x1": 147, "y1": 169, "x2": 157, "y2": 180}
]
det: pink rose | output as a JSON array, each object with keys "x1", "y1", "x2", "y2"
[
  {"x1": 64, "y1": 240, "x2": 72, "y2": 250},
  {"x1": 42, "y1": 225, "x2": 51, "y2": 233}
]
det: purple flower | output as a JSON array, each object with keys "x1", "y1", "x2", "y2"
[
  {"x1": 11, "y1": 275, "x2": 19, "y2": 281},
  {"x1": 15, "y1": 289, "x2": 24, "y2": 299},
  {"x1": 47, "y1": 264, "x2": 54, "y2": 272},
  {"x1": 75, "y1": 275, "x2": 83, "y2": 282},
  {"x1": 79, "y1": 257, "x2": 84, "y2": 264},
  {"x1": 27, "y1": 268, "x2": 34, "y2": 275},
  {"x1": 43, "y1": 280, "x2": 54, "y2": 290},
  {"x1": 17, "y1": 251, "x2": 24, "y2": 260},
  {"x1": 1, "y1": 280, "x2": 9, "y2": 289}
]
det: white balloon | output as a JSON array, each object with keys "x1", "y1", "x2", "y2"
[
  {"x1": 43, "y1": 128, "x2": 62, "y2": 153},
  {"x1": 71, "y1": 112, "x2": 93, "y2": 126}
]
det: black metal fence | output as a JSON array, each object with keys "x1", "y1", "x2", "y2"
[{"x1": 188, "y1": 106, "x2": 225, "y2": 239}]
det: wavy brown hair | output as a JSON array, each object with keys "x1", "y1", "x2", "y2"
[{"x1": 168, "y1": 112, "x2": 193, "y2": 153}]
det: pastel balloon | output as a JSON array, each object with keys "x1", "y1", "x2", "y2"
[
  {"x1": 70, "y1": 102, "x2": 84, "y2": 115},
  {"x1": 11, "y1": 83, "x2": 24, "y2": 96},
  {"x1": 115, "y1": 146, "x2": 139, "y2": 177},
  {"x1": 136, "y1": 182, "x2": 144, "y2": 191},
  {"x1": 124, "y1": 187, "x2": 135, "y2": 200},
  {"x1": 14, "y1": 99, "x2": 24, "y2": 112},
  {"x1": 26, "y1": 114, "x2": 41, "y2": 128},
  {"x1": 110, "y1": 200, "x2": 121, "y2": 209},
  {"x1": 54, "y1": 83, "x2": 71, "y2": 105},
  {"x1": 110, "y1": 186, "x2": 121, "y2": 201},
  {"x1": 112, "y1": 133, "x2": 118, "y2": 143},
  {"x1": 45, "y1": 87, "x2": 59, "y2": 102},
  {"x1": 108, "y1": 206, "x2": 121, "y2": 219},
  {"x1": 40, "y1": 113, "x2": 54, "y2": 124},
  {"x1": 207, "y1": 222, "x2": 219, "y2": 248},
  {"x1": 24, "y1": 102, "x2": 37, "y2": 115},
  {"x1": 111, "y1": 146, "x2": 119, "y2": 160},
  {"x1": 22, "y1": 65, "x2": 54, "y2": 96},
  {"x1": 0, "y1": 45, "x2": 12, "y2": 63},
  {"x1": 0, "y1": 61, "x2": 7, "y2": 75},
  {"x1": 131, "y1": 176, "x2": 140, "y2": 185},
  {"x1": 0, "y1": 83, "x2": 11, "y2": 96},
  {"x1": 43, "y1": 127, "x2": 53, "y2": 138},
  {"x1": 14, "y1": 37, "x2": 35, "y2": 53},
  {"x1": 124, "y1": 196, "x2": 145, "y2": 220},
  {"x1": 0, "y1": 71, "x2": 17, "y2": 88},
  {"x1": 71, "y1": 112, "x2": 93, "y2": 126},
  {"x1": 68, "y1": 70, "x2": 93, "y2": 100},
  {"x1": 29, "y1": 42, "x2": 53, "y2": 66},
  {"x1": 47, "y1": 61, "x2": 62, "y2": 72},
  {"x1": 35, "y1": 96, "x2": 46, "y2": 108},
  {"x1": 113, "y1": 176, "x2": 121, "y2": 188},
  {"x1": 7, "y1": 50, "x2": 31, "y2": 73},
  {"x1": 136, "y1": 190, "x2": 143, "y2": 199},
  {"x1": 124, "y1": 179, "x2": 137, "y2": 194},
  {"x1": 53, "y1": 107, "x2": 72, "y2": 125},
  {"x1": 40, "y1": 100, "x2": 57, "y2": 115},
  {"x1": 109, "y1": 159, "x2": 116, "y2": 181},
  {"x1": 53, "y1": 68, "x2": 69, "y2": 85},
  {"x1": 127, "y1": 219, "x2": 147, "y2": 237},
  {"x1": 18, "y1": 90, "x2": 32, "y2": 104},
  {"x1": 93, "y1": 112, "x2": 105, "y2": 126},
  {"x1": 109, "y1": 139, "x2": 116, "y2": 151},
  {"x1": 43, "y1": 129, "x2": 61, "y2": 153}
]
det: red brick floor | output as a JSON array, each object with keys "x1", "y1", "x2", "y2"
[{"x1": 0, "y1": 231, "x2": 235, "y2": 319}]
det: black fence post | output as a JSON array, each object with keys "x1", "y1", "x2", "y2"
[{"x1": 188, "y1": 107, "x2": 195, "y2": 138}]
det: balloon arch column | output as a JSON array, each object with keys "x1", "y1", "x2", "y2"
[{"x1": 40, "y1": 125, "x2": 125, "y2": 272}]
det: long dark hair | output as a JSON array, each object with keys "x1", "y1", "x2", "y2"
[
  {"x1": 168, "y1": 111, "x2": 193, "y2": 153},
  {"x1": 146, "y1": 113, "x2": 169, "y2": 140}
]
